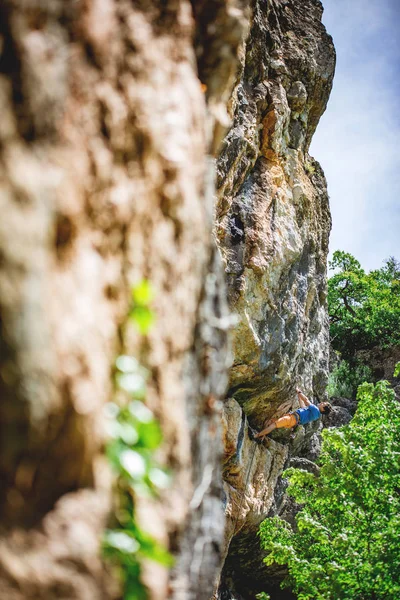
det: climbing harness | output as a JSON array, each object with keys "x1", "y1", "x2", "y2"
[{"x1": 232, "y1": 433, "x2": 259, "y2": 536}]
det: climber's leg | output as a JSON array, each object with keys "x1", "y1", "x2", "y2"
[{"x1": 255, "y1": 420, "x2": 277, "y2": 438}]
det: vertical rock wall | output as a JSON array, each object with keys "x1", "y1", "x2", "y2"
[
  {"x1": 216, "y1": 0, "x2": 335, "y2": 595},
  {"x1": 0, "y1": 0, "x2": 336, "y2": 597}
]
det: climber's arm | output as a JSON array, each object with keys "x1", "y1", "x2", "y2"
[{"x1": 296, "y1": 388, "x2": 311, "y2": 407}]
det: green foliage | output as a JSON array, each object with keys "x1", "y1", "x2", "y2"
[
  {"x1": 130, "y1": 281, "x2": 155, "y2": 335},
  {"x1": 104, "y1": 282, "x2": 172, "y2": 599},
  {"x1": 327, "y1": 358, "x2": 372, "y2": 398},
  {"x1": 304, "y1": 160, "x2": 316, "y2": 176},
  {"x1": 259, "y1": 380, "x2": 400, "y2": 600},
  {"x1": 394, "y1": 362, "x2": 400, "y2": 378},
  {"x1": 328, "y1": 251, "x2": 400, "y2": 359}
]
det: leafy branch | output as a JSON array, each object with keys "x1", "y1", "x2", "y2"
[{"x1": 103, "y1": 281, "x2": 172, "y2": 599}]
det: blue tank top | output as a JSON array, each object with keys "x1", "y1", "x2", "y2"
[{"x1": 295, "y1": 404, "x2": 321, "y2": 425}]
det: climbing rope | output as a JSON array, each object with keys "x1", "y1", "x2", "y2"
[{"x1": 232, "y1": 435, "x2": 259, "y2": 536}]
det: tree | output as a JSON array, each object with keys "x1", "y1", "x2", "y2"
[
  {"x1": 259, "y1": 379, "x2": 400, "y2": 600},
  {"x1": 328, "y1": 251, "x2": 400, "y2": 359}
]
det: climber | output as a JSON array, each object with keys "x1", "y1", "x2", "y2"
[{"x1": 254, "y1": 387, "x2": 332, "y2": 439}]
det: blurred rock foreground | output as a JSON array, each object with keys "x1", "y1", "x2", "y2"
[{"x1": 0, "y1": 1, "x2": 334, "y2": 599}]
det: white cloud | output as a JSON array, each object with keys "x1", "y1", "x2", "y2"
[{"x1": 310, "y1": 0, "x2": 400, "y2": 271}]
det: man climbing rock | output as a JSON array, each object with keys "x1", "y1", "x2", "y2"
[{"x1": 255, "y1": 388, "x2": 332, "y2": 439}]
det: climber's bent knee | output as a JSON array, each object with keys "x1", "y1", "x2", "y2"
[{"x1": 275, "y1": 414, "x2": 298, "y2": 429}]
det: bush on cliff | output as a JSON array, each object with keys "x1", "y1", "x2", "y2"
[{"x1": 258, "y1": 379, "x2": 400, "y2": 600}]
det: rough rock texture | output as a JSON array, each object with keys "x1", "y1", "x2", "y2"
[
  {"x1": 0, "y1": 0, "x2": 337, "y2": 597},
  {"x1": 215, "y1": 0, "x2": 336, "y2": 596},
  {"x1": 357, "y1": 346, "x2": 400, "y2": 387},
  {"x1": 217, "y1": 0, "x2": 335, "y2": 420},
  {"x1": 222, "y1": 399, "x2": 288, "y2": 539},
  {"x1": 0, "y1": 1, "x2": 250, "y2": 599},
  {"x1": 218, "y1": 398, "x2": 323, "y2": 598},
  {"x1": 322, "y1": 401, "x2": 353, "y2": 428}
]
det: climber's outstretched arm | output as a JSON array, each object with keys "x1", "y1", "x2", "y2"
[{"x1": 296, "y1": 387, "x2": 311, "y2": 407}]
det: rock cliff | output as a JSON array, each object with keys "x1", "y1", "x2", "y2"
[
  {"x1": 215, "y1": 0, "x2": 335, "y2": 596},
  {"x1": 0, "y1": 0, "x2": 335, "y2": 598}
]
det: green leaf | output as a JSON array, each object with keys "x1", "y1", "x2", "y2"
[
  {"x1": 131, "y1": 305, "x2": 155, "y2": 335},
  {"x1": 116, "y1": 355, "x2": 140, "y2": 374},
  {"x1": 117, "y1": 372, "x2": 146, "y2": 398},
  {"x1": 148, "y1": 467, "x2": 171, "y2": 489},
  {"x1": 104, "y1": 530, "x2": 140, "y2": 554},
  {"x1": 119, "y1": 449, "x2": 147, "y2": 479},
  {"x1": 129, "y1": 400, "x2": 154, "y2": 423},
  {"x1": 137, "y1": 420, "x2": 162, "y2": 450},
  {"x1": 137, "y1": 532, "x2": 174, "y2": 567},
  {"x1": 132, "y1": 280, "x2": 154, "y2": 306}
]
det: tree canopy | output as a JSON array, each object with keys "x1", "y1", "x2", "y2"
[
  {"x1": 259, "y1": 379, "x2": 400, "y2": 600},
  {"x1": 328, "y1": 251, "x2": 400, "y2": 359}
]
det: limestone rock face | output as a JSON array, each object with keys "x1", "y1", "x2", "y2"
[
  {"x1": 217, "y1": 0, "x2": 335, "y2": 421},
  {"x1": 216, "y1": 0, "x2": 335, "y2": 595}
]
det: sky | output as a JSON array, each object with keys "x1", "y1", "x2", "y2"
[{"x1": 310, "y1": 0, "x2": 400, "y2": 272}]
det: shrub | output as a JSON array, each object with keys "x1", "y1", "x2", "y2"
[
  {"x1": 259, "y1": 379, "x2": 400, "y2": 600},
  {"x1": 327, "y1": 358, "x2": 373, "y2": 399}
]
